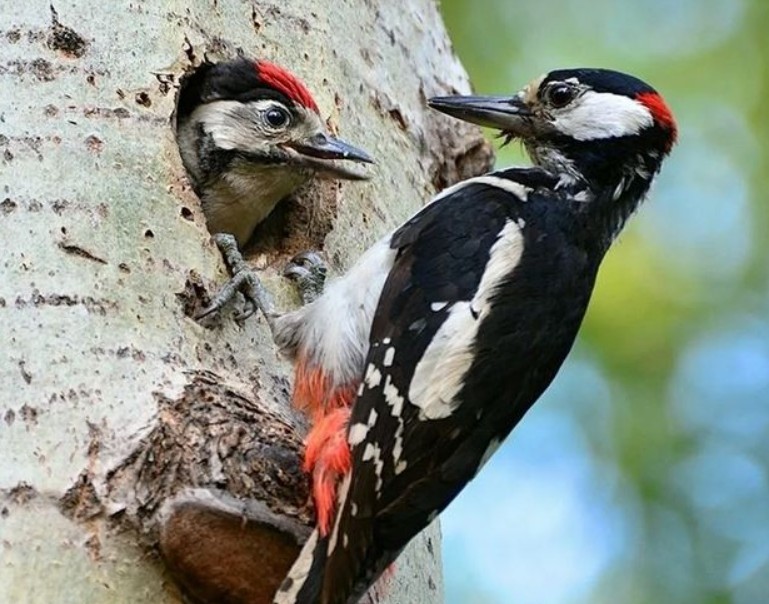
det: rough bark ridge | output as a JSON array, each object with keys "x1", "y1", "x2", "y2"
[{"x1": 0, "y1": 1, "x2": 492, "y2": 602}]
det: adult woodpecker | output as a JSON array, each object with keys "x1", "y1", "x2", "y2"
[
  {"x1": 175, "y1": 57, "x2": 373, "y2": 318},
  {"x1": 272, "y1": 67, "x2": 677, "y2": 604}
]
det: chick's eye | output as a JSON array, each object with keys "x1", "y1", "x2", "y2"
[
  {"x1": 548, "y1": 85, "x2": 575, "y2": 108},
  {"x1": 265, "y1": 107, "x2": 290, "y2": 128}
]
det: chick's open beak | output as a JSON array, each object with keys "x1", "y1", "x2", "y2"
[{"x1": 283, "y1": 132, "x2": 374, "y2": 181}]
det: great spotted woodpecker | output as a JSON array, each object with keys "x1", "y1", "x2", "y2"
[
  {"x1": 272, "y1": 67, "x2": 677, "y2": 604},
  {"x1": 176, "y1": 57, "x2": 372, "y2": 318}
]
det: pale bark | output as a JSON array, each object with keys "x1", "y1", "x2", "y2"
[{"x1": 0, "y1": 1, "x2": 492, "y2": 602}]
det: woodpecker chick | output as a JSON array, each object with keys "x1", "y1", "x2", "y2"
[
  {"x1": 176, "y1": 58, "x2": 372, "y2": 321},
  {"x1": 177, "y1": 57, "x2": 373, "y2": 247},
  {"x1": 273, "y1": 67, "x2": 677, "y2": 604}
]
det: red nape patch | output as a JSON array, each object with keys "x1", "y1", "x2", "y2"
[
  {"x1": 304, "y1": 407, "x2": 352, "y2": 536},
  {"x1": 256, "y1": 60, "x2": 319, "y2": 114},
  {"x1": 636, "y1": 91, "x2": 678, "y2": 148}
]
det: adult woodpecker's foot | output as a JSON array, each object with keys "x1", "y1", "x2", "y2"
[
  {"x1": 197, "y1": 233, "x2": 277, "y2": 326},
  {"x1": 283, "y1": 251, "x2": 328, "y2": 305}
]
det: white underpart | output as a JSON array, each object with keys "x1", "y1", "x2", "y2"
[
  {"x1": 273, "y1": 529, "x2": 319, "y2": 603},
  {"x1": 552, "y1": 90, "x2": 653, "y2": 141},
  {"x1": 408, "y1": 219, "x2": 526, "y2": 420},
  {"x1": 274, "y1": 237, "x2": 396, "y2": 385}
]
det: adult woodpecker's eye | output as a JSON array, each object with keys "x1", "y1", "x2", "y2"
[
  {"x1": 547, "y1": 84, "x2": 576, "y2": 108},
  {"x1": 265, "y1": 106, "x2": 290, "y2": 128}
]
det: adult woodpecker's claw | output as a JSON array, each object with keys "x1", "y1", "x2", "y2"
[{"x1": 283, "y1": 251, "x2": 328, "y2": 305}]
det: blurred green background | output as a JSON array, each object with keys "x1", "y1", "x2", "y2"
[{"x1": 437, "y1": 1, "x2": 769, "y2": 603}]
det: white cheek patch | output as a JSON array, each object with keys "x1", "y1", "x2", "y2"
[
  {"x1": 195, "y1": 98, "x2": 312, "y2": 152},
  {"x1": 552, "y1": 90, "x2": 653, "y2": 141},
  {"x1": 193, "y1": 100, "x2": 266, "y2": 151}
]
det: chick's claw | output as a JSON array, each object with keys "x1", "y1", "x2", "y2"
[{"x1": 196, "y1": 233, "x2": 276, "y2": 329}]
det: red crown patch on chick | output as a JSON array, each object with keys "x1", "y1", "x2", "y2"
[{"x1": 256, "y1": 60, "x2": 320, "y2": 114}]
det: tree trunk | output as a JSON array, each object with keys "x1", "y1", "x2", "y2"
[{"x1": 0, "y1": 1, "x2": 491, "y2": 602}]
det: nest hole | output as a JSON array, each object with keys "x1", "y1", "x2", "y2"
[{"x1": 172, "y1": 57, "x2": 340, "y2": 264}]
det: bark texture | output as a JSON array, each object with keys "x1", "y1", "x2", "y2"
[{"x1": 0, "y1": 1, "x2": 492, "y2": 602}]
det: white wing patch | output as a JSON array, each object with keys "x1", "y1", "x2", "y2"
[
  {"x1": 408, "y1": 220, "x2": 525, "y2": 420},
  {"x1": 552, "y1": 90, "x2": 653, "y2": 141}
]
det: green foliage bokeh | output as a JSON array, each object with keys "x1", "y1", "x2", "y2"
[{"x1": 438, "y1": 1, "x2": 769, "y2": 603}]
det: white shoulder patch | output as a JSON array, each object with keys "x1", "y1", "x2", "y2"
[
  {"x1": 432, "y1": 175, "x2": 530, "y2": 205},
  {"x1": 408, "y1": 220, "x2": 525, "y2": 420},
  {"x1": 552, "y1": 90, "x2": 653, "y2": 141}
]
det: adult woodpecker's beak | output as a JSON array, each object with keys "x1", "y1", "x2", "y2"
[
  {"x1": 428, "y1": 94, "x2": 535, "y2": 137},
  {"x1": 283, "y1": 132, "x2": 374, "y2": 181}
]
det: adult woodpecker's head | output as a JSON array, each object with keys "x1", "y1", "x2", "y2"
[
  {"x1": 429, "y1": 68, "x2": 677, "y2": 215},
  {"x1": 176, "y1": 57, "x2": 373, "y2": 245}
]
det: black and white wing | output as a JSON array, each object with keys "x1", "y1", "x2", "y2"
[{"x1": 278, "y1": 171, "x2": 593, "y2": 604}]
